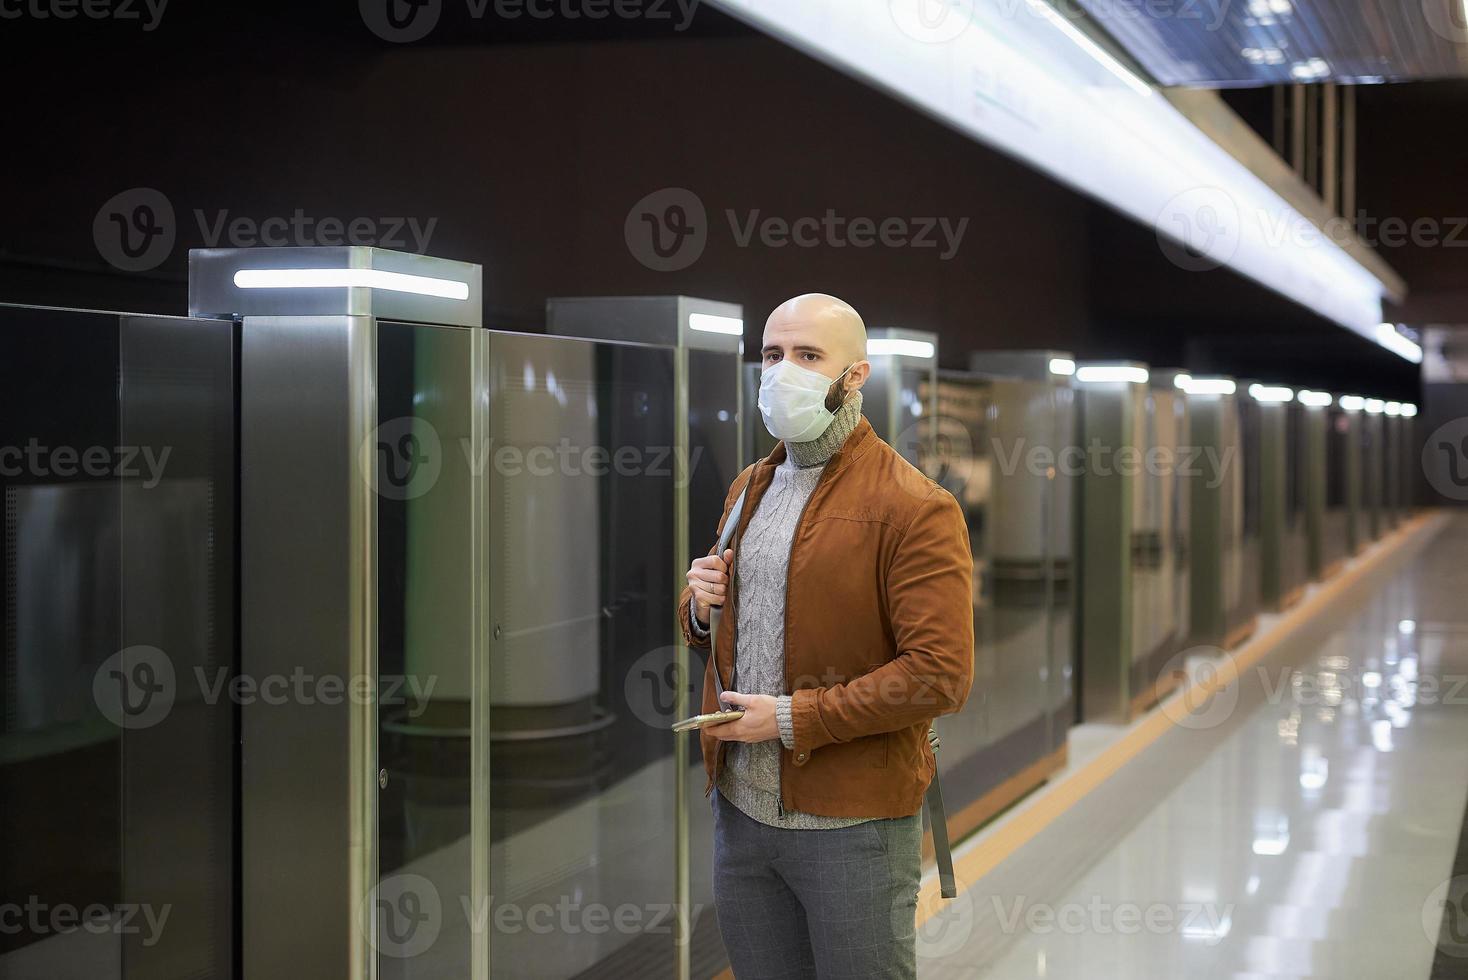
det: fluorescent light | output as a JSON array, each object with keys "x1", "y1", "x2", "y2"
[
  {"x1": 1338, "y1": 395, "x2": 1365, "y2": 412},
  {"x1": 867, "y1": 338, "x2": 935, "y2": 358},
  {"x1": 1290, "y1": 57, "x2": 1330, "y2": 81},
  {"x1": 1384, "y1": 401, "x2": 1402, "y2": 416},
  {"x1": 1023, "y1": 0, "x2": 1154, "y2": 98},
  {"x1": 1298, "y1": 390, "x2": 1333, "y2": 408},
  {"x1": 1076, "y1": 365, "x2": 1149, "y2": 384},
  {"x1": 688, "y1": 312, "x2": 744, "y2": 336},
  {"x1": 707, "y1": 0, "x2": 1396, "y2": 340},
  {"x1": 1249, "y1": 384, "x2": 1295, "y2": 403},
  {"x1": 1364, "y1": 398, "x2": 1385, "y2": 415},
  {"x1": 1048, "y1": 357, "x2": 1076, "y2": 377},
  {"x1": 1401, "y1": 403, "x2": 1418, "y2": 417},
  {"x1": 1171, "y1": 373, "x2": 1192, "y2": 390},
  {"x1": 1179, "y1": 377, "x2": 1236, "y2": 395},
  {"x1": 1252, "y1": 836, "x2": 1290, "y2": 856},
  {"x1": 233, "y1": 268, "x2": 470, "y2": 301},
  {"x1": 1374, "y1": 323, "x2": 1423, "y2": 363}
]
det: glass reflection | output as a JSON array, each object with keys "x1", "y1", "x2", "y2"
[
  {"x1": 486, "y1": 332, "x2": 677, "y2": 979},
  {"x1": 376, "y1": 320, "x2": 476, "y2": 980}
]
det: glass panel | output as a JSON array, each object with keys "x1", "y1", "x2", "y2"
[
  {"x1": 920, "y1": 372, "x2": 1055, "y2": 832},
  {"x1": 986, "y1": 379, "x2": 1053, "y2": 755},
  {"x1": 375, "y1": 320, "x2": 476, "y2": 979},
  {"x1": 118, "y1": 315, "x2": 236, "y2": 979},
  {"x1": 685, "y1": 347, "x2": 740, "y2": 976},
  {"x1": 923, "y1": 374, "x2": 997, "y2": 814},
  {"x1": 1050, "y1": 384, "x2": 1077, "y2": 732},
  {"x1": 1131, "y1": 390, "x2": 1166, "y2": 683},
  {"x1": 0, "y1": 309, "x2": 123, "y2": 979},
  {"x1": 486, "y1": 332, "x2": 677, "y2": 979},
  {"x1": 1242, "y1": 397, "x2": 1262, "y2": 620},
  {"x1": 0, "y1": 307, "x2": 234, "y2": 980}
]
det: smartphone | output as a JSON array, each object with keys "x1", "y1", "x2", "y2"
[{"x1": 671, "y1": 708, "x2": 745, "y2": 733}]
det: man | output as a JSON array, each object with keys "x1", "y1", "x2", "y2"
[{"x1": 677, "y1": 293, "x2": 974, "y2": 979}]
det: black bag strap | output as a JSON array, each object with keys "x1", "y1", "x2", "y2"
[{"x1": 706, "y1": 483, "x2": 958, "y2": 900}]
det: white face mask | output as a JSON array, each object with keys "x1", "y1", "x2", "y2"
[{"x1": 758, "y1": 360, "x2": 854, "y2": 443}]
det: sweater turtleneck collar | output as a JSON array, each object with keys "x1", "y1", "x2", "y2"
[{"x1": 785, "y1": 389, "x2": 863, "y2": 468}]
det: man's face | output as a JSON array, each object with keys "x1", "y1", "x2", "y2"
[{"x1": 761, "y1": 311, "x2": 852, "y2": 382}]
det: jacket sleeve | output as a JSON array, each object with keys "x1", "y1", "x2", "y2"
[
  {"x1": 677, "y1": 463, "x2": 756, "y2": 650},
  {"x1": 789, "y1": 484, "x2": 974, "y2": 759}
]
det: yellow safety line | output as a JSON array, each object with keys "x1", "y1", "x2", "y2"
[{"x1": 914, "y1": 510, "x2": 1448, "y2": 928}]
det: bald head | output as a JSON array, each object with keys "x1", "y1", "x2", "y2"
[{"x1": 761, "y1": 293, "x2": 871, "y2": 405}]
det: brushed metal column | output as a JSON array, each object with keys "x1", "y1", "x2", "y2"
[{"x1": 190, "y1": 246, "x2": 483, "y2": 980}]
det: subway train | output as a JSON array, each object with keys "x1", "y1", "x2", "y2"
[{"x1": 0, "y1": 247, "x2": 1422, "y2": 980}]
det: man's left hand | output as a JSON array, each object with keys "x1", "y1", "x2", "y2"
[{"x1": 703, "y1": 691, "x2": 779, "y2": 742}]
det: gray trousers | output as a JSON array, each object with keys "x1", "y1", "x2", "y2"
[{"x1": 711, "y1": 787, "x2": 923, "y2": 979}]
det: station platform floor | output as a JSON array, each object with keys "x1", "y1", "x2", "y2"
[{"x1": 916, "y1": 512, "x2": 1468, "y2": 980}]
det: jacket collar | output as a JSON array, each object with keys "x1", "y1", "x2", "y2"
[{"x1": 762, "y1": 412, "x2": 877, "y2": 481}]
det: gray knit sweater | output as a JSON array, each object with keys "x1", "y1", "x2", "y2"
[{"x1": 691, "y1": 391, "x2": 869, "y2": 829}]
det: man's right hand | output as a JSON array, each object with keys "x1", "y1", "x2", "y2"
[{"x1": 686, "y1": 548, "x2": 734, "y2": 625}]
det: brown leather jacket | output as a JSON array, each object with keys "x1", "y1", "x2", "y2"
[{"x1": 677, "y1": 413, "x2": 975, "y2": 818}]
